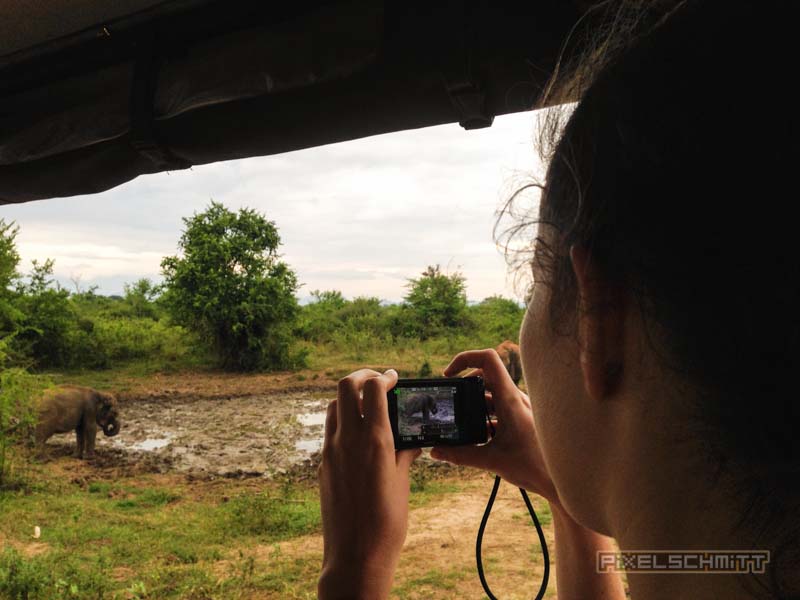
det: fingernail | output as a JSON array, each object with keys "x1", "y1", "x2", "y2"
[{"x1": 385, "y1": 368, "x2": 397, "y2": 376}]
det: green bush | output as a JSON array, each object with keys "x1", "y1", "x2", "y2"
[
  {"x1": 92, "y1": 317, "x2": 191, "y2": 363},
  {"x1": 0, "y1": 366, "x2": 50, "y2": 490},
  {"x1": 13, "y1": 260, "x2": 76, "y2": 368},
  {"x1": 402, "y1": 265, "x2": 471, "y2": 338},
  {"x1": 468, "y1": 295, "x2": 525, "y2": 344},
  {"x1": 296, "y1": 290, "x2": 347, "y2": 342}
]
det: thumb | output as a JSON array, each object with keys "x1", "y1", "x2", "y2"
[
  {"x1": 430, "y1": 444, "x2": 494, "y2": 471},
  {"x1": 396, "y1": 448, "x2": 422, "y2": 471}
]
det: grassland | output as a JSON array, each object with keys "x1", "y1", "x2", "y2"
[
  {"x1": 0, "y1": 348, "x2": 561, "y2": 600},
  {"x1": 0, "y1": 453, "x2": 557, "y2": 599}
]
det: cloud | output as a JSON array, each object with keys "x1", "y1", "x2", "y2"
[{"x1": 2, "y1": 111, "x2": 545, "y2": 301}]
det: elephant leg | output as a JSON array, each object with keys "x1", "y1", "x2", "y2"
[
  {"x1": 84, "y1": 421, "x2": 97, "y2": 459},
  {"x1": 34, "y1": 427, "x2": 50, "y2": 460},
  {"x1": 423, "y1": 407, "x2": 429, "y2": 421},
  {"x1": 74, "y1": 427, "x2": 84, "y2": 458}
]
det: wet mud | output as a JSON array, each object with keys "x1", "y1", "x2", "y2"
[{"x1": 41, "y1": 389, "x2": 333, "y2": 479}]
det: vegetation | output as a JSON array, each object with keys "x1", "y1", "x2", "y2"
[
  {"x1": 0, "y1": 218, "x2": 199, "y2": 373},
  {"x1": 0, "y1": 366, "x2": 49, "y2": 490},
  {"x1": 0, "y1": 208, "x2": 523, "y2": 377},
  {"x1": 403, "y1": 265, "x2": 469, "y2": 338},
  {"x1": 161, "y1": 202, "x2": 301, "y2": 371},
  {"x1": 0, "y1": 468, "x2": 486, "y2": 600},
  {"x1": 0, "y1": 204, "x2": 538, "y2": 599}
]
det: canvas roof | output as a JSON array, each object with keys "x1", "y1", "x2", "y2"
[{"x1": 0, "y1": 0, "x2": 591, "y2": 204}]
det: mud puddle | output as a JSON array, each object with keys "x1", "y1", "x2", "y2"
[{"x1": 43, "y1": 391, "x2": 332, "y2": 479}]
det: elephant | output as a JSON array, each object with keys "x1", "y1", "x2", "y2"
[
  {"x1": 496, "y1": 340, "x2": 522, "y2": 386},
  {"x1": 35, "y1": 385, "x2": 121, "y2": 459},
  {"x1": 401, "y1": 393, "x2": 438, "y2": 421}
]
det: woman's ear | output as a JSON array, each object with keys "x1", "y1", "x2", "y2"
[{"x1": 569, "y1": 244, "x2": 625, "y2": 401}]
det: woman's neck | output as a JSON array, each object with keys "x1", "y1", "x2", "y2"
[{"x1": 607, "y1": 407, "x2": 778, "y2": 600}]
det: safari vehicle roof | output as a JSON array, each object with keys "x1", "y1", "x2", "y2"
[{"x1": 0, "y1": 0, "x2": 593, "y2": 205}]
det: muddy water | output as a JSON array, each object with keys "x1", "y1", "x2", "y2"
[{"x1": 43, "y1": 391, "x2": 332, "y2": 478}]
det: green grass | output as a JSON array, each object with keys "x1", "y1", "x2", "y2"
[
  {"x1": 221, "y1": 487, "x2": 321, "y2": 541},
  {"x1": 392, "y1": 568, "x2": 462, "y2": 596},
  {"x1": 42, "y1": 340, "x2": 486, "y2": 398},
  {"x1": 512, "y1": 501, "x2": 552, "y2": 527},
  {"x1": 0, "y1": 459, "x2": 469, "y2": 599},
  {"x1": 409, "y1": 468, "x2": 462, "y2": 509},
  {"x1": 0, "y1": 472, "x2": 325, "y2": 599}
]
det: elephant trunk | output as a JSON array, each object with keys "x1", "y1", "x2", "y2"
[{"x1": 103, "y1": 420, "x2": 120, "y2": 437}]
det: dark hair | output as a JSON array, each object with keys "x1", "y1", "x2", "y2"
[{"x1": 503, "y1": 0, "x2": 799, "y2": 596}]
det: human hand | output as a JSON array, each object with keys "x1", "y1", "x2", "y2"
[
  {"x1": 318, "y1": 368, "x2": 421, "y2": 600},
  {"x1": 430, "y1": 349, "x2": 560, "y2": 507}
]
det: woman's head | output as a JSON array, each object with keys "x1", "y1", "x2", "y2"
[{"x1": 516, "y1": 0, "x2": 799, "y2": 593}]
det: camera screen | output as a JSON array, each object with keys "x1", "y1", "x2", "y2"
[{"x1": 396, "y1": 385, "x2": 459, "y2": 443}]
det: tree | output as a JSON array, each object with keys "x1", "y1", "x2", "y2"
[
  {"x1": 15, "y1": 259, "x2": 76, "y2": 367},
  {"x1": 161, "y1": 202, "x2": 300, "y2": 370},
  {"x1": 123, "y1": 278, "x2": 160, "y2": 320},
  {"x1": 309, "y1": 289, "x2": 346, "y2": 309},
  {"x1": 0, "y1": 219, "x2": 22, "y2": 338},
  {"x1": 403, "y1": 265, "x2": 470, "y2": 337}
]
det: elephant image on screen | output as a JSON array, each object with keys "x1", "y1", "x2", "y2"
[{"x1": 396, "y1": 386, "x2": 458, "y2": 442}]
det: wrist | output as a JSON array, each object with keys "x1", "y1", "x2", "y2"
[{"x1": 550, "y1": 502, "x2": 617, "y2": 551}]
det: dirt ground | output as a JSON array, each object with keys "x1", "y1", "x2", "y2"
[
  {"x1": 42, "y1": 372, "x2": 339, "y2": 479},
  {"x1": 37, "y1": 371, "x2": 561, "y2": 598}
]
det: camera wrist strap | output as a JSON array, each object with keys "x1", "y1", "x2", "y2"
[
  {"x1": 476, "y1": 409, "x2": 550, "y2": 599},
  {"x1": 476, "y1": 475, "x2": 550, "y2": 600}
]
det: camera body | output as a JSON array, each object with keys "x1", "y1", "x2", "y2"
[{"x1": 388, "y1": 376, "x2": 488, "y2": 450}]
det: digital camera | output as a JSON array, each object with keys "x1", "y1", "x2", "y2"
[{"x1": 387, "y1": 376, "x2": 488, "y2": 450}]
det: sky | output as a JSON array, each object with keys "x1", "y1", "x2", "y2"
[{"x1": 0, "y1": 111, "x2": 545, "y2": 303}]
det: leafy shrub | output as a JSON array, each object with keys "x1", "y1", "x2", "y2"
[
  {"x1": 93, "y1": 317, "x2": 191, "y2": 363},
  {"x1": 14, "y1": 259, "x2": 76, "y2": 368},
  {"x1": 0, "y1": 366, "x2": 49, "y2": 490},
  {"x1": 468, "y1": 295, "x2": 525, "y2": 344},
  {"x1": 123, "y1": 278, "x2": 160, "y2": 320},
  {"x1": 402, "y1": 265, "x2": 471, "y2": 338}
]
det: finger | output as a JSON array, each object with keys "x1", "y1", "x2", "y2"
[
  {"x1": 321, "y1": 399, "x2": 338, "y2": 462},
  {"x1": 430, "y1": 443, "x2": 495, "y2": 471},
  {"x1": 362, "y1": 369, "x2": 398, "y2": 429},
  {"x1": 443, "y1": 365, "x2": 484, "y2": 379},
  {"x1": 396, "y1": 448, "x2": 422, "y2": 471},
  {"x1": 485, "y1": 391, "x2": 495, "y2": 415},
  {"x1": 444, "y1": 349, "x2": 518, "y2": 409},
  {"x1": 324, "y1": 398, "x2": 338, "y2": 440},
  {"x1": 336, "y1": 369, "x2": 382, "y2": 433}
]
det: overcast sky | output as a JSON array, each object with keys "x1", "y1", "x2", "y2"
[{"x1": 1, "y1": 111, "x2": 545, "y2": 303}]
